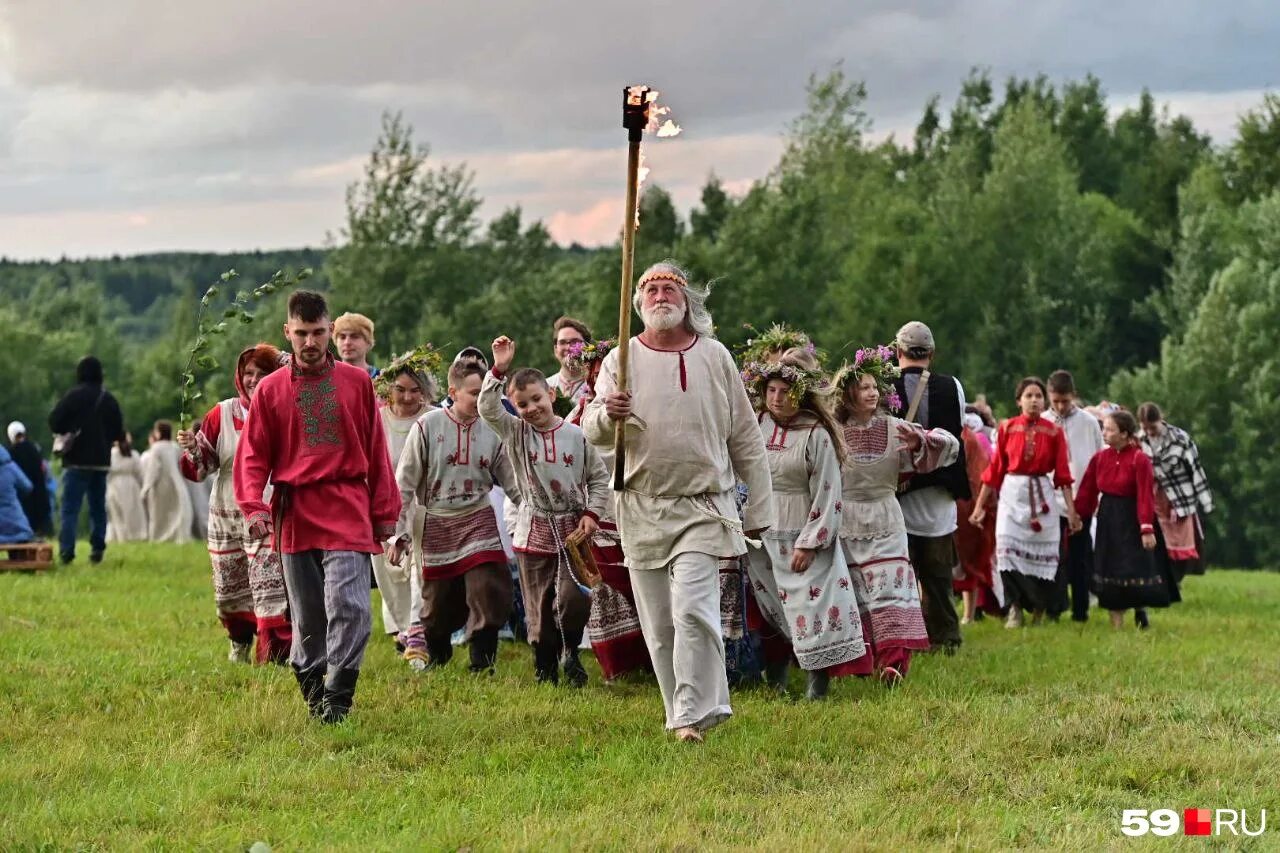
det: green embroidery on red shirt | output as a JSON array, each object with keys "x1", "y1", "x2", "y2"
[{"x1": 296, "y1": 376, "x2": 342, "y2": 448}]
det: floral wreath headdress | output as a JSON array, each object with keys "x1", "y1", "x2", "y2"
[
  {"x1": 565, "y1": 338, "x2": 615, "y2": 372},
  {"x1": 374, "y1": 343, "x2": 444, "y2": 399},
  {"x1": 832, "y1": 344, "x2": 903, "y2": 412},
  {"x1": 736, "y1": 323, "x2": 826, "y2": 368},
  {"x1": 740, "y1": 359, "x2": 833, "y2": 407}
]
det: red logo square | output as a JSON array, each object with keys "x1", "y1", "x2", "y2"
[{"x1": 1184, "y1": 808, "x2": 1212, "y2": 836}]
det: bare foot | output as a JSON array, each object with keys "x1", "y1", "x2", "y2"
[{"x1": 674, "y1": 726, "x2": 704, "y2": 743}]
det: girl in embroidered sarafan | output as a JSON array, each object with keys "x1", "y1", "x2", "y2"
[
  {"x1": 970, "y1": 377, "x2": 1081, "y2": 627},
  {"x1": 388, "y1": 360, "x2": 518, "y2": 674},
  {"x1": 833, "y1": 346, "x2": 958, "y2": 685},
  {"x1": 565, "y1": 338, "x2": 654, "y2": 681},
  {"x1": 370, "y1": 345, "x2": 439, "y2": 665},
  {"x1": 1074, "y1": 410, "x2": 1177, "y2": 628},
  {"x1": 481, "y1": 336, "x2": 610, "y2": 688},
  {"x1": 178, "y1": 344, "x2": 291, "y2": 665},
  {"x1": 740, "y1": 348, "x2": 871, "y2": 700}
]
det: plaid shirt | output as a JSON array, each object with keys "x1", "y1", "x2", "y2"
[{"x1": 1140, "y1": 423, "x2": 1213, "y2": 518}]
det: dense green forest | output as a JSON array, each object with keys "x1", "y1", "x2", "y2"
[{"x1": 2, "y1": 69, "x2": 1277, "y2": 566}]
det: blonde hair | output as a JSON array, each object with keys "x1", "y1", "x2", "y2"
[
  {"x1": 333, "y1": 312, "x2": 375, "y2": 343},
  {"x1": 775, "y1": 347, "x2": 845, "y2": 465}
]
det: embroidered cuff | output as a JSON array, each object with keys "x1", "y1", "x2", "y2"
[
  {"x1": 583, "y1": 510, "x2": 600, "y2": 525},
  {"x1": 374, "y1": 522, "x2": 398, "y2": 540},
  {"x1": 245, "y1": 510, "x2": 270, "y2": 526}
]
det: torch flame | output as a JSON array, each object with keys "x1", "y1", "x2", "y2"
[
  {"x1": 642, "y1": 90, "x2": 683, "y2": 138},
  {"x1": 625, "y1": 85, "x2": 682, "y2": 230}
]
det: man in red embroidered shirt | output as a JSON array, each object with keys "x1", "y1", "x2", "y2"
[{"x1": 234, "y1": 290, "x2": 401, "y2": 723}]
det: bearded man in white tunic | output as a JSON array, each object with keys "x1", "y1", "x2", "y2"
[{"x1": 583, "y1": 262, "x2": 772, "y2": 743}]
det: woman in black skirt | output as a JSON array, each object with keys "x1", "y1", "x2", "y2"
[{"x1": 1073, "y1": 411, "x2": 1176, "y2": 628}]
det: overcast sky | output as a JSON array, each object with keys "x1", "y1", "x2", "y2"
[{"x1": 0, "y1": 1, "x2": 1275, "y2": 259}]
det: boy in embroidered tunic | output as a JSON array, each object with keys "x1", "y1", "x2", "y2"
[
  {"x1": 388, "y1": 360, "x2": 518, "y2": 674},
  {"x1": 234, "y1": 291, "x2": 401, "y2": 724},
  {"x1": 480, "y1": 336, "x2": 609, "y2": 686}
]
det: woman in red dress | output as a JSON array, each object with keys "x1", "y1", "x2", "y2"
[
  {"x1": 1074, "y1": 410, "x2": 1177, "y2": 629},
  {"x1": 969, "y1": 377, "x2": 1081, "y2": 627}
]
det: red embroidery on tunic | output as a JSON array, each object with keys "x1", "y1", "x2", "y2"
[
  {"x1": 537, "y1": 426, "x2": 559, "y2": 462},
  {"x1": 843, "y1": 417, "x2": 889, "y2": 460},
  {"x1": 637, "y1": 334, "x2": 698, "y2": 393}
]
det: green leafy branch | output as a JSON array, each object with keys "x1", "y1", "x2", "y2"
[{"x1": 179, "y1": 267, "x2": 313, "y2": 424}]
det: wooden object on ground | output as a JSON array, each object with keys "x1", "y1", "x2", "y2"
[{"x1": 1, "y1": 542, "x2": 55, "y2": 573}]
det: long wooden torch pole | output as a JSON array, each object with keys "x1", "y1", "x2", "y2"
[{"x1": 612, "y1": 132, "x2": 643, "y2": 491}]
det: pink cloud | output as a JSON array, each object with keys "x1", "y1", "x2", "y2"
[{"x1": 546, "y1": 198, "x2": 621, "y2": 246}]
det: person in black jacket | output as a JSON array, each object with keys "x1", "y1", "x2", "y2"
[
  {"x1": 891, "y1": 321, "x2": 970, "y2": 654},
  {"x1": 48, "y1": 356, "x2": 125, "y2": 564},
  {"x1": 5, "y1": 421, "x2": 52, "y2": 536}
]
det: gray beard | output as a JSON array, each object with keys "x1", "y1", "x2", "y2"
[{"x1": 641, "y1": 304, "x2": 685, "y2": 332}]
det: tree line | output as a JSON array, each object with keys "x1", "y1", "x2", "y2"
[{"x1": 2, "y1": 69, "x2": 1277, "y2": 566}]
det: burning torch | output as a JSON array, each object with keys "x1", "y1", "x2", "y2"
[{"x1": 612, "y1": 85, "x2": 680, "y2": 491}]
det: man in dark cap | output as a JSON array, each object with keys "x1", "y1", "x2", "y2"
[{"x1": 891, "y1": 322, "x2": 969, "y2": 654}]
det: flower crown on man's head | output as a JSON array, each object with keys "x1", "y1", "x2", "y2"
[
  {"x1": 833, "y1": 344, "x2": 903, "y2": 411},
  {"x1": 565, "y1": 339, "x2": 614, "y2": 370},
  {"x1": 737, "y1": 323, "x2": 825, "y2": 368},
  {"x1": 740, "y1": 359, "x2": 832, "y2": 407},
  {"x1": 374, "y1": 343, "x2": 444, "y2": 398}
]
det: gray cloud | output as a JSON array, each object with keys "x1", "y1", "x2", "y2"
[{"x1": 0, "y1": 0, "x2": 1276, "y2": 257}]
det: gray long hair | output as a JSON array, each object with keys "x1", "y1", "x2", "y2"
[{"x1": 632, "y1": 260, "x2": 715, "y2": 338}]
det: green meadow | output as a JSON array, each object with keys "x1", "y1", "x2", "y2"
[{"x1": 2, "y1": 543, "x2": 1277, "y2": 850}]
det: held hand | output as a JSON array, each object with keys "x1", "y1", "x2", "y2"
[
  {"x1": 491, "y1": 336, "x2": 516, "y2": 374},
  {"x1": 1068, "y1": 513, "x2": 1084, "y2": 535},
  {"x1": 1141, "y1": 532, "x2": 1156, "y2": 551},
  {"x1": 896, "y1": 422, "x2": 922, "y2": 453},
  {"x1": 387, "y1": 537, "x2": 407, "y2": 567},
  {"x1": 176, "y1": 429, "x2": 197, "y2": 452},
  {"x1": 246, "y1": 519, "x2": 272, "y2": 542},
  {"x1": 968, "y1": 507, "x2": 986, "y2": 528},
  {"x1": 790, "y1": 547, "x2": 815, "y2": 573},
  {"x1": 574, "y1": 514, "x2": 599, "y2": 540},
  {"x1": 603, "y1": 391, "x2": 633, "y2": 421},
  {"x1": 744, "y1": 527, "x2": 768, "y2": 540}
]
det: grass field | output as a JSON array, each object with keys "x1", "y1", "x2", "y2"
[{"x1": 2, "y1": 543, "x2": 1278, "y2": 850}]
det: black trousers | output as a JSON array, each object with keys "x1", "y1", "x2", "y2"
[
  {"x1": 908, "y1": 533, "x2": 961, "y2": 648},
  {"x1": 1051, "y1": 517, "x2": 1094, "y2": 620}
]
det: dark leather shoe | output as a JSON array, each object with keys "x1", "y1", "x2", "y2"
[
  {"x1": 764, "y1": 659, "x2": 791, "y2": 694},
  {"x1": 321, "y1": 667, "x2": 360, "y2": 724},
  {"x1": 292, "y1": 664, "x2": 326, "y2": 719},
  {"x1": 468, "y1": 628, "x2": 499, "y2": 674},
  {"x1": 561, "y1": 650, "x2": 588, "y2": 688}
]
